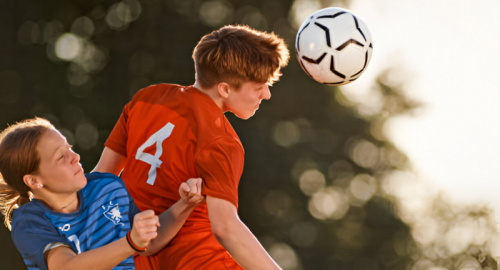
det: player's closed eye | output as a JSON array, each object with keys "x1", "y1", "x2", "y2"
[{"x1": 58, "y1": 145, "x2": 74, "y2": 160}]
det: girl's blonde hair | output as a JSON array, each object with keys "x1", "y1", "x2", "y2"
[{"x1": 0, "y1": 118, "x2": 54, "y2": 230}]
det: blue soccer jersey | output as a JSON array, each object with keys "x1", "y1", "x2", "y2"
[{"x1": 11, "y1": 172, "x2": 140, "y2": 270}]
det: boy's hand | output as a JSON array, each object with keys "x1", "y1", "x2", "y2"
[
  {"x1": 130, "y1": 210, "x2": 160, "y2": 248},
  {"x1": 179, "y1": 178, "x2": 205, "y2": 206}
]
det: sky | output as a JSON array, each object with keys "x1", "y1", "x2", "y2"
[{"x1": 342, "y1": 0, "x2": 500, "y2": 220}]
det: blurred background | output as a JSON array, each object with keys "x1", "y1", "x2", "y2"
[{"x1": 1, "y1": 0, "x2": 499, "y2": 269}]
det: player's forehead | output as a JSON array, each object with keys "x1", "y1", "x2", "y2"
[
  {"x1": 239, "y1": 81, "x2": 268, "y2": 90},
  {"x1": 39, "y1": 129, "x2": 67, "y2": 156}
]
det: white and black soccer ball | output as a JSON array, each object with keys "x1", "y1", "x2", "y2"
[{"x1": 295, "y1": 7, "x2": 373, "y2": 86}]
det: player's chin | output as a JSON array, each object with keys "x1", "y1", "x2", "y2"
[
  {"x1": 75, "y1": 174, "x2": 87, "y2": 189},
  {"x1": 234, "y1": 110, "x2": 256, "y2": 120}
]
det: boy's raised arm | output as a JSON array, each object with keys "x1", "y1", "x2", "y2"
[
  {"x1": 206, "y1": 196, "x2": 281, "y2": 270},
  {"x1": 93, "y1": 147, "x2": 126, "y2": 175}
]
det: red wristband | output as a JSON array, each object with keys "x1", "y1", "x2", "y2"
[{"x1": 126, "y1": 230, "x2": 147, "y2": 252}]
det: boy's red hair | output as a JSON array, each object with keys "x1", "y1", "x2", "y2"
[{"x1": 192, "y1": 25, "x2": 290, "y2": 89}]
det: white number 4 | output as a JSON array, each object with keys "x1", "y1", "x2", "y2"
[{"x1": 135, "y1": 123, "x2": 175, "y2": 185}]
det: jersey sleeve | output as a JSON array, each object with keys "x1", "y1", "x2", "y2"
[
  {"x1": 195, "y1": 137, "x2": 244, "y2": 209},
  {"x1": 11, "y1": 209, "x2": 73, "y2": 270},
  {"x1": 104, "y1": 102, "x2": 131, "y2": 157}
]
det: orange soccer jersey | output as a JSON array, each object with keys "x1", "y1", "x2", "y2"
[{"x1": 105, "y1": 84, "x2": 245, "y2": 269}]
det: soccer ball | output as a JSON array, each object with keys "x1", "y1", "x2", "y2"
[{"x1": 295, "y1": 7, "x2": 373, "y2": 86}]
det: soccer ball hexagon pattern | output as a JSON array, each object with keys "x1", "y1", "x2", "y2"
[{"x1": 295, "y1": 7, "x2": 373, "y2": 86}]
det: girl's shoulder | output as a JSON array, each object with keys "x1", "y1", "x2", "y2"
[
  {"x1": 82, "y1": 172, "x2": 131, "y2": 201},
  {"x1": 84, "y1": 172, "x2": 127, "y2": 190},
  {"x1": 12, "y1": 199, "x2": 48, "y2": 225},
  {"x1": 85, "y1": 171, "x2": 121, "y2": 183}
]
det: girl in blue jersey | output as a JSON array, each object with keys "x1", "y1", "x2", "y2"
[{"x1": 0, "y1": 118, "x2": 204, "y2": 270}]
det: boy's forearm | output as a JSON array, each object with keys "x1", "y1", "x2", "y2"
[
  {"x1": 214, "y1": 219, "x2": 281, "y2": 270},
  {"x1": 140, "y1": 200, "x2": 194, "y2": 256},
  {"x1": 206, "y1": 196, "x2": 281, "y2": 270}
]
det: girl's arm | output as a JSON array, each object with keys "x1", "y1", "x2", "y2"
[
  {"x1": 139, "y1": 178, "x2": 205, "y2": 256},
  {"x1": 46, "y1": 210, "x2": 159, "y2": 270}
]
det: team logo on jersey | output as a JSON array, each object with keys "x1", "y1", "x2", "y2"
[
  {"x1": 59, "y1": 224, "x2": 71, "y2": 232},
  {"x1": 102, "y1": 202, "x2": 123, "y2": 226}
]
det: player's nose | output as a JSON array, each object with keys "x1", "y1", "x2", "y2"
[
  {"x1": 72, "y1": 152, "x2": 80, "y2": 164},
  {"x1": 261, "y1": 85, "x2": 271, "y2": 100}
]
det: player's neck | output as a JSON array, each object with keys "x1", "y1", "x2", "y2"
[
  {"x1": 34, "y1": 191, "x2": 80, "y2": 213},
  {"x1": 193, "y1": 81, "x2": 225, "y2": 111}
]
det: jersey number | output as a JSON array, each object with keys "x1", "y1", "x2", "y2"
[
  {"x1": 135, "y1": 123, "x2": 175, "y2": 185},
  {"x1": 68, "y1": 234, "x2": 82, "y2": 254}
]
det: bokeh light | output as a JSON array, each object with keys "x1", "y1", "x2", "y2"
[
  {"x1": 199, "y1": 0, "x2": 233, "y2": 28},
  {"x1": 71, "y1": 17, "x2": 95, "y2": 39},
  {"x1": 67, "y1": 63, "x2": 90, "y2": 86},
  {"x1": 340, "y1": 85, "x2": 385, "y2": 117},
  {"x1": 411, "y1": 260, "x2": 447, "y2": 270},
  {"x1": 291, "y1": 158, "x2": 319, "y2": 184},
  {"x1": 105, "y1": 0, "x2": 142, "y2": 30},
  {"x1": 59, "y1": 128, "x2": 76, "y2": 146},
  {"x1": 273, "y1": 120, "x2": 300, "y2": 148},
  {"x1": 55, "y1": 33, "x2": 108, "y2": 84},
  {"x1": 55, "y1": 33, "x2": 82, "y2": 61},
  {"x1": 299, "y1": 169, "x2": 326, "y2": 196},
  {"x1": 43, "y1": 116, "x2": 63, "y2": 131},
  {"x1": 75, "y1": 122, "x2": 99, "y2": 150},
  {"x1": 3, "y1": 1, "x2": 500, "y2": 269},
  {"x1": 235, "y1": 6, "x2": 268, "y2": 30},
  {"x1": 268, "y1": 243, "x2": 301, "y2": 270},
  {"x1": 411, "y1": 216, "x2": 440, "y2": 246},
  {"x1": 382, "y1": 169, "x2": 498, "y2": 266},
  {"x1": 349, "y1": 139, "x2": 380, "y2": 168},
  {"x1": 309, "y1": 187, "x2": 349, "y2": 220},
  {"x1": 43, "y1": 20, "x2": 64, "y2": 43},
  {"x1": 289, "y1": 0, "x2": 321, "y2": 29},
  {"x1": 380, "y1": 145, "x2": 407, "y2": 169},
  {"x1": 455, "y1": 255, "x2": 482, "y2": 270},
  {"x1": 348, "y1": 174, "x2": 376, "y2": 204},
  {"x1": 295, "y1": 118, "x2": 314, "y2": 144}
]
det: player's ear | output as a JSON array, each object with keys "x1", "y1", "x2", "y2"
[
  {"x1": 217, "y1": 82, "x2": 230, "y2": 99},
  {"x1": 23, "y1": 174, "x2": 43, "y2": 190}
]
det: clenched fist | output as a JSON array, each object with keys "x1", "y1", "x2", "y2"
[
  {"x1": 129, "y1": 210, "x2": 160, "y2": 249},
  {"x1": 179, "y1": 178, "x2": 205, "y2": 206}
]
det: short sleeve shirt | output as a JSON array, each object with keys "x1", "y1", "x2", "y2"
[
  {"x1": 105, "y1": 84, "x2": 244, "y2": 211},
  {"x1": 11, "y1": 172, "x2": 139, "y2": 270},
  {"x1": 104, "y1": 84, "x2": 245, "y2": 269}
]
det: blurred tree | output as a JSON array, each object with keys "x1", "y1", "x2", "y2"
[{"x1": 0, "y1": 0, "x2": 497, "y2": 269}]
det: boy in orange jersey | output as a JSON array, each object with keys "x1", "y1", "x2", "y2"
[{"x1": 93, "y1": 25, "x2": 289, "y2": 269}]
